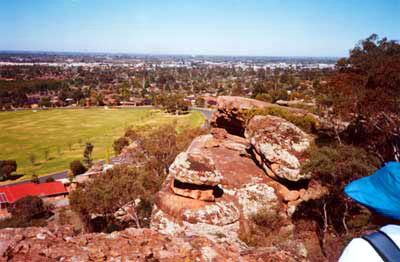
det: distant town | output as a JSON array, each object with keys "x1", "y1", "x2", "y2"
[{"x1": 0, "y1": 51, "x2": 337, "y2": 111}]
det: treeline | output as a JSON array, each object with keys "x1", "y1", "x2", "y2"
[{"x1": 0, "y1": 80, "x2": 65, "y2": 108}]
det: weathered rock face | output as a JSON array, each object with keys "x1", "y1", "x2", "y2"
[
  {"x1": 0, "y1": 226, "x2": 307, "y2": 262},
  {"x1": 210, "y1": 96, "x2": 271, "y2": 136},
  {"x1": 150, "y1": 97, "x2": 326, "y2": 259},
  {"x1": 151, "y1": 128, "x2": 290, "y2": 250},
  {"x1": 245, "y1": 115, "x2": 313, "y2": 182}
]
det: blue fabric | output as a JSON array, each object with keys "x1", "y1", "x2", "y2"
[
  {"x1": 345, "y1": 162, "x2": 400, "y2": 220},
  {"x1": 362, "y1": 230, "x2": 400, "y2": 262}
]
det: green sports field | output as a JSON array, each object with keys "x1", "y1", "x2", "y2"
[{"x1": 0, "y1": 108, "x2": 204, "y2": 182}]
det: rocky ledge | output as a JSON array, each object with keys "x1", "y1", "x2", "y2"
[{"x1": 0, "y1": 226, "x2": 306, "y2": 262}]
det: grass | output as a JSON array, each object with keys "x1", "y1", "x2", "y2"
[{"x1": 0, "y1": 108, "x2": 204, "y2": 183}]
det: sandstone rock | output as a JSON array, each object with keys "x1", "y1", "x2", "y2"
[
  {"x1": 170, "y1": 149, "x2": 223, "y2": 186},
  {"x1": 300, "y1": 181, "x2": 328, "y2": 202},
  {"x1": 299, "y1": 188, "x2": 306, "y2": 198},
  {"x1": 210, "y1": 96, "x2": 271, "y2": 136},
  {"x1": 278, "y1": 185, "x2": 300, "y2": 202},
  {"x1": 151, "y1": 132, "x2": 288, "y2": 251},
  {"x1": 170, "y1": 179, "x2": 215, "y2": 201},
  {"x1": 0, "y1": 226, "x2": 308, "y2": 262},
  {"x1": 285, "y1": 191, "x2": 300, "y2": 202},
  {"x1": 245, "y1": 115, "x2": 313, "y2": 182}
]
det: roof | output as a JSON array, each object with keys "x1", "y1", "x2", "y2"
[{"x1": 0, "y1": 182, "x2": 68, "y2": 204}]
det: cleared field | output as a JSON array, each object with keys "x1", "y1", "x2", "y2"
[{"x1": 0, "y1": 108, "x2": 204, "y2": 181}]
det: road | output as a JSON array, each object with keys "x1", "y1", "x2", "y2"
[
  {"x1": 0, "y1": 160, "x2": 106, "y2": 188},
  {"x1": 1, "y1": 107, "x2": 214, "y2": 188},
  {"x1": 190, "y1": 107, "x2": 214, "y2": 121}
]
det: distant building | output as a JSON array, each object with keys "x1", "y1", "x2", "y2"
[{"x1": 0, "y1": 182, "x2": 68, "y2": 209}]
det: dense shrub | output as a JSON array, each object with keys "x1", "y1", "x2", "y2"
[
  {"x1": 243, "y1": 106, "x2": 320, "y2": 134},
  {"x1": 301, "y1": 144, "x2": 380, "y2": 190},
  {"x1": 124, "y1": 127, "x2": 140, "y2": 141},
  {"x1": 0, "y1": 160, "x2": 17, "y2": 181},
  {"x1": 113, "y1": 137, "x2": 130, "y2": 155},
  {"x1": 195, "y1": 97, "x2": 205, "y2": 107},
  {"x1": 0, "y1": 196, "x2": 51, "y2": 229},
  {"x1": 269, "y1": 89, "x2": 289, "y2": 103},
  {"x1": 70, "y1": 160, "x2": 87, "y2": 176},
  {"x1": 255, "y1": 93, "x2": 273, "y2": 103},
  {"x1": 239, "y1": 208, "x2": 287, "y2": 248},
  {"x1": 8, "y1": 195, "x2": 47, "y2": 219},
  {"x1": 293, "y1": 144, "x2": 381, "y2": 259}
]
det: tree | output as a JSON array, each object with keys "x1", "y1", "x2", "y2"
[
  {"x1": 0, "y1": 160, "x2": 17, "y2": 181},
  {"x1": 31, "y1": 174, "x2": 40, "y2": 184},
  {"x1": 70, "y1": 160, "x2": 87, "y2": 176},
  {"x1": 83, "y1": 142, "x2": 94, "y2": 167},
  {"x1": 319, "y1": 34, "x2": 400, "y2": 161},
  {"x1": 113, "y1": 137, "x2": 130, "y2": 155},
  {"x1": 8, "y1": 196, "x2": 46, "y2": 220},
  {"x1": 39, "y1": 97, "x2": 51, "y2": 107},
  {"x1": 155, "y1": 94, "x2": 190, "y2": 114},
  {"x1": 195, "y1": 97, "x2": 205, "y2": 107},
  {"x1": 231, "y1": 82, "x2": 243, "y2": 96},
  {"x1": 44, "y1": 149, "x2": 49, "y2": 161},
  {"x1": 120, "y1": 82, "x2": 131, "y2": 101},
  {"x1": 29, "y1": 153, "x2": 36, "y2": 165},
  {"x1": 70, "y1": 165, "x2": 155, "y2": 232},
  {"x1": 46, "y1": 177, "x2": 55, "y2": 183}
]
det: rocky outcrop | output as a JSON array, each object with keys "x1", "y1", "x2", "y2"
[
  {"x1": 210, "y1": 96, "x2": 322, "y2": 137},
  {"x1": 210, "y1": 96, "x2": 271, "y2": 136},
  {"x1": 0, "y1": 226, "x2": 307, "y2": 262},
  {"x1": 150, "y1": 96, "x2": 327, "y2": 259},
  {"x1": 245, "y1": 115, "x2": 313, "y2": 182},
  {"x1": 150, "y1": 128, "x2": 291, "y2": 250}
]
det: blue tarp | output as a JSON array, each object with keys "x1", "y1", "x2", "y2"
[{"x1": 344, "y1": 162, "x2": 400, "y2": 220}]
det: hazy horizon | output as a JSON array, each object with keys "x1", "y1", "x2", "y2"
[
  {"x1": 0, "y1": 50, "x2": 341, "y2": 60},
  {"x1": 2, "y1": 0, "x2": 399, "y2": 57}
]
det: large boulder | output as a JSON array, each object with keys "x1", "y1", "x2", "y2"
[
  {"x1": 151, "y1": 128, "x2": 289, "y2": 250},
  {"x1": 245, "y1": 115, "x2": 313, "y2": 182},
  {"x1": 210, "y1": 96, "x2": 271, "y2": 136}
]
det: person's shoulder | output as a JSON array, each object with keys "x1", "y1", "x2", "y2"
[
  {"x1": 380, "y1": 224, "x2": 400, "y2": 233},
  {"x1": 339, "y1": 237, "x2": 384, "y2": 262},
  {"x1": 380, "y1": 224, "x2": 400, "y2": 246}
]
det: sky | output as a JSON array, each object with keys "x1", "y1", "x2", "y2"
[{"x1": 1, "y1": 0, "x2": 399, "y2": 57}]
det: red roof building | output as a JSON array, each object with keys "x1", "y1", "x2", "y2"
[{"x1": 0, "y1": 182, "x2": 68, "y2": 208}]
